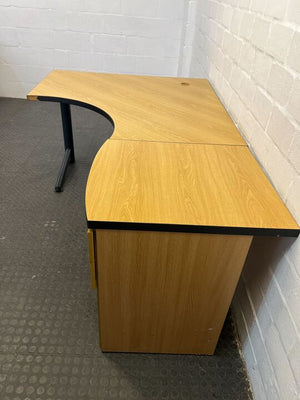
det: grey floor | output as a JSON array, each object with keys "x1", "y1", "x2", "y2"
[{"x1": 0, "y1": 98, "x2": 252, "y2": 400}]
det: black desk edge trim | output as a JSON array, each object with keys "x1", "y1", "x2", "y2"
[
  {"x1": 37, "y1": 96, "x2": 115, "y2": 127},
  {"x1": 86, "y1": 221, "x2": 300, "y2": 237}
]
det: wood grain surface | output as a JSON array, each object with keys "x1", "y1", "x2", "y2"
[
  {"x1": 86, "y1": 140, "x2": 299, "y2": 231},
  {"x1": 27, "y1": 70, "x2": 246, "y2": 145},
  {"x1": 96, "y1": 229, "x2": 252, "y2": 354}
]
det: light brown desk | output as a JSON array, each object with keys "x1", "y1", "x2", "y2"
[{"x1": 28, "y1": 70, "x2": 299, "y2": 355}]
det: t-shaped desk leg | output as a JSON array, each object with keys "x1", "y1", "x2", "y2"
[{"x1": 55, "y1": 103, "x2": 75, "y2": 192}]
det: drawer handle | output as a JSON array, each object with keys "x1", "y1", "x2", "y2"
[{"x1": 87, "y1": 229, "x2": 97, "y2": 289}]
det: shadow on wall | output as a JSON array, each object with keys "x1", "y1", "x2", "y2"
[{"x1": 233, "y1": 235, "x2": 297, "y2": 342}]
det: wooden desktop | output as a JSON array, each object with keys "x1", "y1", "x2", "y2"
[{"x1": 28, "y1": 70, "x2": 299, "y2": 355}]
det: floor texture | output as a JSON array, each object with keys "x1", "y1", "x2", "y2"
[{"x1": 0, "y1": 97, "x2": 252, "y2": 400}]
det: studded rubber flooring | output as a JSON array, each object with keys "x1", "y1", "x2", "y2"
[{"x1": 0, "y1": 97, "x2": 253, "y2": 400}]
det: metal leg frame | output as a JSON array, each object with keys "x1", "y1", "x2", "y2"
[{"x1": 55, "y1": 103, "x2": 75, "y2": 192}]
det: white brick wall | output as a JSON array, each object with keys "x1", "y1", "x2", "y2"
[
  {"x1": 189, "y1": 1, "x2": 300, "y2": 399},
  {"x1": 0, "y1": 0, "x2": 185, "y2": 97}
]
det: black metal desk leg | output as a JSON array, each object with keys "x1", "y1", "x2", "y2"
[{"x1": 55, "y1": 103, "x2": 75, "y2": 192}]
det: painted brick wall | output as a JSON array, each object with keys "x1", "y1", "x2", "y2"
[
  {"x1": 188, "y1": 1, "x2": 300, "y2": 399},
  {"x1": 0, "y1": 0, "x2": 185, "y2": 97}
]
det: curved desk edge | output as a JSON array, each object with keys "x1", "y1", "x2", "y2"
[{"x1": 30, "y1": 95, "x2": 115, "y2": 128}]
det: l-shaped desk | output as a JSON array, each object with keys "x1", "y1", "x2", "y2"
[{"x1": 28, "y1": 70, "x2": 299, "y2": 355}]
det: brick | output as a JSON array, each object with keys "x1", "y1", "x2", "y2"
[
  {"x1": 251, "y1": 0, "x2": 267, "y2": 13},
  {"x1": 219, "y1": 78, "x2": 233, "y2": 109},
  {"x1": 288, "y1": 340, "x2": 300, "y2": 392},
  {"x1": 230, "y1": 64, "x2": 244, "y2": 93},
  {"x1": 51, "y1": 9, "x2": 68, "y2": 31},
  {"x1": 266, "y1": 24, "x2": 294, "y2": 63},
  {"x1": 287, "y1": 0, "x2": 300, "y2": 25},
  {"x1": 267, "y1": 64, "x2": 294, "y2": 106},
  {"x1": 210, "y1": 42, "x2": 224, "y2": 69},
  {"x1": 256, "y1": 302, "x2": 273, "y2": 336},
  {"x1": 222, "y1": 5, "x2": 233, "y2": 29},
  {"x1": 222, "y1": 55, "x2": 233, "y2": 81},
  {"x1": 186, "y1": 0, "x2": 197, "y2": 25},
  {"x1": 215, "y1": 2, "x2": 225, "y2": 23},
  {"x1": 11, "y1": 65, "x2": 50, "y2": 84},
  {"x1": 1, "y1": 28, "x2": 19, "y2": 47},
  {"x1": 252, "y1": 17, "x2": 270, "y2": 51},
  {"x1": 222, "y1": 32, "x2": 242, "y2": 63},
  {"x1": 53, "y1": 50, "x2": 69, "y2": 68},
  {"x1": 265, "y1": 268, "x2": 298, "y2": 356},
  {"x1": 93, "y1": 34, "x2": 126, "y2": 54},
  {"x1": 66, "y1": 12, "x2": 104, "y2": 33},
  {"x1": 247, "y1": 365, "x2": 268, "y2": 400},
  {"x1": 265, "y1": 324, "x2": 298, "y2": 399},
  {"x1": 209, "y1": 64, "x2": 222, "y2": 91},
  {"x1": 228, "y1": 90, "x2": 243, "y2": 122},
  {"x1": 287, "y1": 32, "x2": 300, "y2": 74},
  {"x1": 158, "y1": 0, "x2": 186, "y2": 19},
  {"x1": 230, "y1": 9, "x2": 243, "y2": 35},
  {"x1": 264, "y1": 0, "x2": 287, "y2": 20},
  {"x1": 207, "y1": 0, "x2": 219, "y2": 19},
  {"x1": 288, "y1": 238, "x2": 300, "y2": 277},
  {"x1": 237, "y1": 278, "x2": 255, "y2": 326},
  {"x1": 286, "y1": 178, "x2": 300, "y2": 226},
  {"x1": 127, "y1": 37, "x2": 180, "y2": 58},
  {"x1": 239, "y1": 72, "x2": 256, "y2": 109},
  {"x1": 0, "y1": 6, "x2": 22, "y2": 28},
  {"x1": 232, "y1": 293, "x2": 249, "y2": 344},
  {"x1": 135, "y1": 56, "x2": 178, "y2": 76},
  {"x1": 53, "y1": 31, "x2": 92, "y2": 53},
  {"x1": 214, "y1": 24, "x2": 225, "y2": 46},
  {"x1": 287, "y1": 78, "x2": 300, "y2": 124},
  {"x1": 0, "y1": 0, "x2": 49, "y2": 7},
  {"x1": 264, "y1": 142, "x2": 297, "y2": 199},
  {"x1": 239, "y1": 0, "x2": 251, "y2": 9},
  {"x1": 284, "y1": 272, "x2": 300, "y2": 330},
  {"x1": 251, "y1": 88, "x2": 272, "y2": 129},
  {"x1": 0, "y1": 81, "x2": 27, "y2": 98},
  {"x1": 17, "y1": 28, "x2": 54, "y2": 49},
  {"x1": 206, "y1": 20, "x2": 216, "y2": 42},
  {"x1": 253, "y1": 51, "x2": 273, "y2": 89},
  {"x1": 251, "y1": 323, "x2": 279, "y2": 398},
  {"x1": 36, "y1": 49, "x2": 55, "y2": 67},
  {"x1": 64, "y1": 0, "x2": 85, "y2": 11},
  {"x1": 276, "y1": 302, "x2": 298, "y2": 354},
  {"x1": 0, "y1": 64, "x2": 18, "y2": 82},
  {"x1": 241, "y1": 110, "x2": 267, "y2": 146},
  {"x1": 0, "y1": 46, "x2": 39, "y2": 66},
  {"x1": 102, "y1": 54, "x2": 136, "y2": 74},
  {"x1": 239, "y1": 42, "x2": 255, "y2": 75},
  {"x1": 82, "y1": 0, "x2": 121, "y2": 14},
  {"x1": 288, "y1": 132, "x2": 300, "y2": 174},
  {"x1": 103, "y1": 15, "x2": 182, "y2": 40},
  {"x1": 121, "y1": 0, "x2": 158, "y2": 18},
  {"x1": 239, "y1": 12, "x2": 255, "y2": 40},
  {"x1": 243, "y1": 336, "x2": 257, "y2": 372},
  {"x1": 67, "y1": 52, "x2": 101, "y2": 71},
  {"x1": 267, "y1": 106, "x2": 295, "y2": 156},
  {"x1": 17, "y1": 8, "x2": 54, "y2": 30}
]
